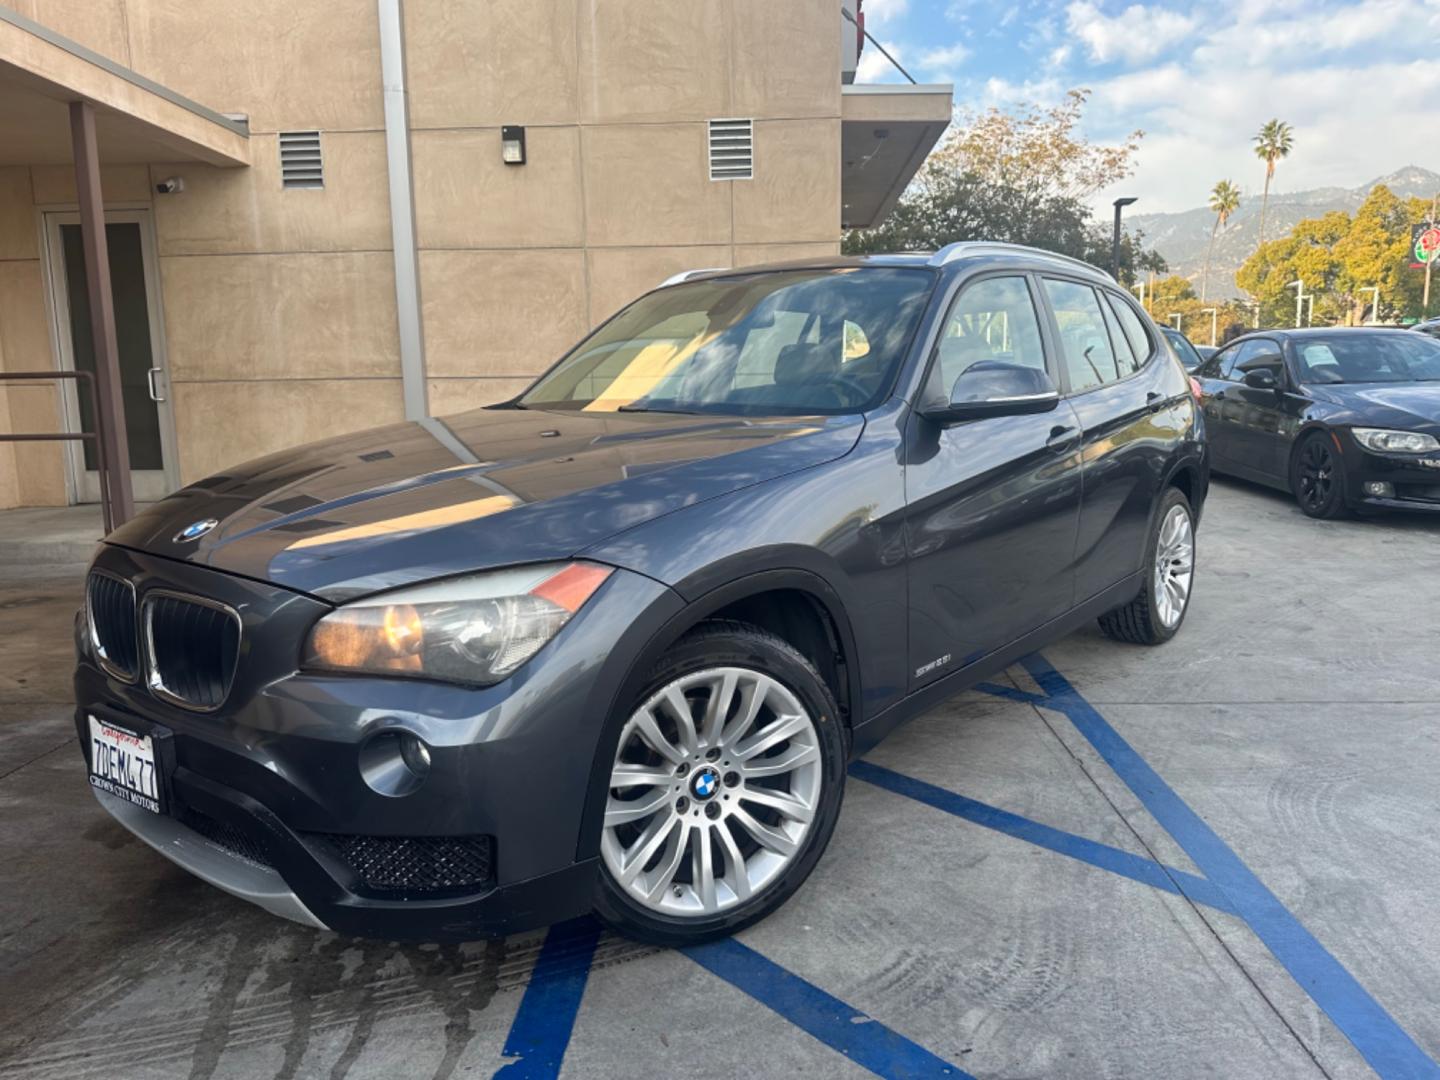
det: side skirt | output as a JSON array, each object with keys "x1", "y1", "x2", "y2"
[{"x1": 848, "y1": 570, "x2": 1145, "y2": 757}]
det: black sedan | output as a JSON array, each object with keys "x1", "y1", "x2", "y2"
[
  {"x1": 1194, "y1": 328, "x2": 1440, "y2": 518},
  {"x1": 1160, "y1": 326, "x2": 1206, "y2": 372}
]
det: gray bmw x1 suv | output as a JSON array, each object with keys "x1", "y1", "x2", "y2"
[{"x1": 77, "y1": 244, "x2": 1208, "y2": 945}]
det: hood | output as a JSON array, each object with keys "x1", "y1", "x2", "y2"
[
  {"x1": 107, "y1": 407, "x2": 862, "y2": 601},
  {"x1": 1310, "y1": 382, "x2": 1440, "y2": 432}
]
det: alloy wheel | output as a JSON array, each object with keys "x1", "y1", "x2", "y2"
[
  {"x1": 1153, "y1": 504, "x2": 1194, "y2": 629},
  {"x1": 600, "y1": 667, "x2": 822, "y2": 918},
  {"x1": 1298, "y1": 439, "x2": 1335, "y2": 512}
]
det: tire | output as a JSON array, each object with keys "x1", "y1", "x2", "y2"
[
  {"x1": 1098, "y1": 487, "x2": 1195, "y2": 646},
  {"x1": 593, "y1": 620, "x2": 847, "y2": 946},
  {"x1": 1290, "y1": 430, "x2": 1350, "y2": 519}
]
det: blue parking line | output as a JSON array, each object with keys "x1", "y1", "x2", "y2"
[
  {"x1": 683, "y1": 937, "x2": 973, "y2": 1079},
  {"x1": 850, "y1": 759, "x2": 1240, "y2": 916},
  {"x1": 492, "y1": 918, "x2": 602, "y2": 1079},
  {"x1": 1017, "y1": 653, "x2": 1440, "y2": 1080}
]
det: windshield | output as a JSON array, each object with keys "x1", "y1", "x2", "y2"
[
  {"x1": 519, "y1": 268, "x2": 936, "y2": 415},
  {"x1": 1295, "y1": 333, "x2": 1440, "y2": 384},
  {"x1": 1161, "y1": 328, "x2": 1203, "y2": 369}
]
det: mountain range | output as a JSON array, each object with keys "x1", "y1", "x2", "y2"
[{"x1": 1128, "y1": 166, "x2": 1440, "y2": 299}]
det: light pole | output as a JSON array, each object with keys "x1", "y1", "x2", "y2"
[
  {"x1": 1287, "y1": 279, "x2": 1305, "y2": 328},
  {"x1": 1169, "y1": 313, "x2": 1183, "y2": 330},
  {"x1": 1112, "y1": 196, "x2": 1137, "y2": 280},
  {"x1": 1200, "y1": 307, "x2": 1218, "y2": 345},
  {"x1": 1360, "y1": 286, "x2": 1379, "y2": 325},
  {"x1": 1132, "y1": 280, "x2": 1146, "y2": 311},
  {"x1": 1306, "y1": 294, "x2": 1315, "y2": 326}
]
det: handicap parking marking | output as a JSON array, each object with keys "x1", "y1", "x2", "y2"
[
  {"x1": 492, "y1": 918, "x2": 970, "y2": 1079},
  {"x1": 493, "y1": 918, "x2": 603, "y2": 1078},
  {"x1": 682, "y1": 937, "x2": 972, "y2": 1079},
  {"x1": 492, "y1": 649, "x2": 1439, "y2": 1080},
  {"x1": 988, "y1": 653, "x2": 1438, "y2": 1080},
  {"x1": 849, "y1": 759, "x2": 1240, "y2": 917}
]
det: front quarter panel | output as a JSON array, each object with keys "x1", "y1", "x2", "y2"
[{"x1": 582, "y1": 403, "x2": 911, "y2": 723}]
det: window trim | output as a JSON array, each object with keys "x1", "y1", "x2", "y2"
[
  {"x1": 1036, "y1": 274, "x2": 1158, "y2": 399},
  {"x1": 916, "y1": 269, "x2": 1058, "y2": 408}
]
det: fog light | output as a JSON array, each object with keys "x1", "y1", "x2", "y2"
[
  {"x1": 1363, "y1": 481, "x2": 1393, "y2": 498},
  {"x1": 359, "y1": 730, "x2": 432, "y2": 797}
]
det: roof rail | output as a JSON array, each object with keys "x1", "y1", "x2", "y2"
[
  {"x1": 927, "y1": 242, "x2": 1108, "y2": 277},
  {"x1": 657, "y1": 267, "x2": 729, "y2": 288}
]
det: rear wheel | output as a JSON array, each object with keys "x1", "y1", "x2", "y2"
[
  {"x1": 1291, "y1": 431, "x2": 1350, "y2": 519},
  {"x1": 1098, "y1": 487, "x2": 1195, "y2": 646},
  {"x1": 593, "y1": 621, "x2": 846, "y2": 946}
]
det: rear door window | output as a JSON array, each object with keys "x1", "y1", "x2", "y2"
[{"x1": 1042, "y1": 278, "x2": 1119, "y2": 393}]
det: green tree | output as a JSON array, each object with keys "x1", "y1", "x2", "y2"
[
  {"x1": 1201, "y1": 180, "x2": 1241, "y2": 302},
  {"x1": 1141, "y1": 275, "x2": 1248, "y2": 345},
  {"x1": 1253, "y1": 119, "x2": 1294, "y2": 251},
  {"x1": 1236, "y1": 185, "x2": 1428, "y2": 326},
  {"x1": 843, "y1": 89, "x2": 1159, "y2": 282}
]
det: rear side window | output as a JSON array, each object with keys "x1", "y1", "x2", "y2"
[
  {"x1": 1100, "y1": 297, "x2": 1140, "y2": 376},
  {"x1": 1108, "y1": 296, "x2": 1154, "y2": 367},
  {"x1": 1042, "y1": 278, "x2": 1119, "y2": 393},
  {"x1": 935, "y1": 276, "x2": 1047, "y2": 394}
]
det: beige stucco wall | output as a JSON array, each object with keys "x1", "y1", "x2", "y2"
[{"x1": 1, "y1": 0, "x2": 843, "y2": 506}]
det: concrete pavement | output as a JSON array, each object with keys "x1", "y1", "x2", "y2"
[{"x1": 0, "y1": 477, "x2": 1436, "y2": 1079}]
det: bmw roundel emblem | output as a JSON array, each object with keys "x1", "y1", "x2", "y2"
[
  {"x1": 691, "y1": 765, "x2": 721, "y2": 801},
  {"x1": 173, "y1": 518, "x2": 218, "y2": 544}
]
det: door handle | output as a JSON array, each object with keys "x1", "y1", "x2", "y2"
[
  {"x1": 1213, "y1": 389, "x2": 1227, "y2": 400},
  {"x1": 146, "y1": 366, "x2": 166, "y2": 403},
  {"x1": 1045, "y1": 425, "x2": 1078, "y2": 453},
  {"x1": 1146, "y1": 390, "x2": 1164, "y2": 413}
]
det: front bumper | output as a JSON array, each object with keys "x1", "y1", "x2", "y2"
[
  {"x1": 1342, "y1": 444, "x2": 1440, "y2": 513},
  {"x1": 75, "y1": 544, "x2": 683, "y2": 940}
]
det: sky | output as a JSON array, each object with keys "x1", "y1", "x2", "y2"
[{"x1": 854, "y1": 0, "x2": 1440, "y2": 214}]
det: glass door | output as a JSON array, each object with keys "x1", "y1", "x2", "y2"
[{"x1": 44, "y1": 210, "x2": 177, "y2": 502}]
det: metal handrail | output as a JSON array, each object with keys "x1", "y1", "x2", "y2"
[{"x1": 0, "y1": 370, "x2": 115, "y2": 533}]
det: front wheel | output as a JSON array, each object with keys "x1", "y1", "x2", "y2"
[
  {"x1": 1098, "y1": 487, "x2": 1195, "y2": 645},
  {"x1": 1291, "y1": 431, "x2": 1350, "y2": 519},
  {"x1": 593, "y1": 621, "x2": 847, "y2": 946}
]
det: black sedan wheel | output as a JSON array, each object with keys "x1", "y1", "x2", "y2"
[
  {"x1": 1291, "y1": 431, "x2": 1349, "y2": 519},
  {"x1": 593, "y1": 621, "x2": 846, "y2": 946}
]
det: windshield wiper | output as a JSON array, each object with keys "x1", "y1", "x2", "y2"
[{"x1": 617, "y1": 404, "x2": 699, "y2": 414}]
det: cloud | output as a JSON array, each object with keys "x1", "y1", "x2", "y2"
[
  {"x1": 862, "y1": 0, "x2": 909, "y2": 27},
  {"x1": 1065, "y1": 1, "x2": 1197, "y2": 64},
  {"x1": 1086, "y1": 57, "x2": 1440, "y2": 213},
  {"x1": 855, "y1": 40, "x2": 909, "y2": 83},
  {"x1": 917, "y1": 42, "x2": 971, "y2": 80}
]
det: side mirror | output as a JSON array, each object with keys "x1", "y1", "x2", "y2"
[
  {"x1": 1242, "y1": 367, "x2": 1279, "y2": 390},
  {"x1": 923, "y1": 360, "x2": 1061, "y2": 425}
]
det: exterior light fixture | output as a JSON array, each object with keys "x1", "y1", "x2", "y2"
[{"x1": 501, "y1": 125, "x2": 526, "y2": 165}]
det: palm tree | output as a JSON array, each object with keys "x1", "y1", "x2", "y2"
[
  {"x1": 1201, "y1": 179, "x2": 1241, "y2": 301},
  {"x1": 1253, "y1": 119, "x2": 1294, "y2": 250}
]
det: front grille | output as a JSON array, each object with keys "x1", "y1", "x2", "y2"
[
  {"x1": 86, "y1": 571, "x2": 138, "y2": 680},
  {"x1": 175, "y1": 805, "x2": 271, "y2": 868},
  {"x1": 143, "y1": 592, "x2": 241, "y2": 710},
  {"x1": 310, "y1": 834, "x2": 495, "y2": 895}
]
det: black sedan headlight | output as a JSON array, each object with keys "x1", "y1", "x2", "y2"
[
  {"x1": 304, "y1": 562, "x2": 612, "y2": 685},
  {"x1": 1351, "y1": 427, "x2": 1440, "y2": 454}
]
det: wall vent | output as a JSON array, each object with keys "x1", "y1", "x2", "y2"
[
  {"x1": 708, "y1": 119, "x2": 753, "y2": 181},
  {"x1": 279, "y1": 131, "x2": 324, "y2": 189}
]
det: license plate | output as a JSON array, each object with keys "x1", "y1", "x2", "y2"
[{"x1": 88, "y1": 715, "x2": 162, "y2": 814}]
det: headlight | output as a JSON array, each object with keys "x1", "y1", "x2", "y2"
[
  {"x1": 1351, "y1": 427, "x2": 1440, "y2": 454},
  {"x1": 304, "y1": 562, "x2": 612, "y2": 685}
]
